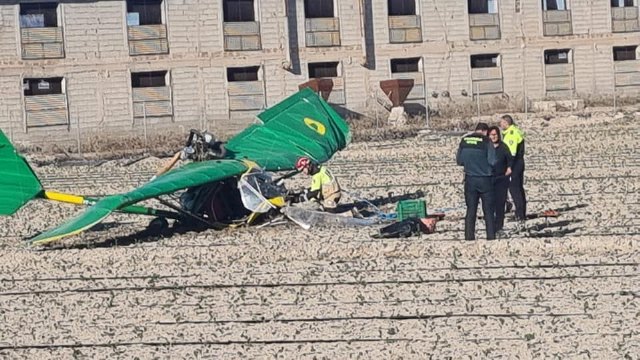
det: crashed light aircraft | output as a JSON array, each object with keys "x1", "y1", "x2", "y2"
[{"x1": 0, "y1": 89, "x2": 351, "y2": 246}]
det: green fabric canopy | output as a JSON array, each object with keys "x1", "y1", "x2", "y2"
[
  {"x1": 225, "y1": 87, "x2": 351, "y2": 170},
  {"x1": 0, "y1": 130, "x2": 43, "y2": 216},
  {"x1": 29, "y1": 88, "x2": 350, "y2": 245},
  {"x1": 30, "y1": 160, "x2": 249, "y2": 245}
]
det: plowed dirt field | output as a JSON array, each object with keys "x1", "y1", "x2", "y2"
[{"x1": 1, "y1": 111, "x2": 639, "y2": 359}]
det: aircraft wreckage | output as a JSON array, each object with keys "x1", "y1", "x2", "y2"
[{"x1": 2, "y1": 89, "x2": 414, "y2": 246}]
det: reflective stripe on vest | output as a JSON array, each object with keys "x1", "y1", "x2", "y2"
[
  {"x1": 502, "y1": 124, "x2": 524, "y2": 156},
  {"x1": 311, "y1": 166, "x2": 341, "y2": 202}
]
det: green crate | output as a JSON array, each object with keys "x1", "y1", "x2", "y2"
[{"x1": 396, "y1": 199, "x2": 427, "y2": 221}]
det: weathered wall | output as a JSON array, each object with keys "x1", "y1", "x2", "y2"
[
  {"x1": 0, "y1": 74, "x2": 23, "y2": 138},
  {"x1": 0, "y1": 0, "x2": 638, "y2": 146},
  {"x1": 63, "y1": 2, "x2": 128, "y2": 60},
  {"x1": 0, "y1": 4, "x2": 18, "y2": 60}
]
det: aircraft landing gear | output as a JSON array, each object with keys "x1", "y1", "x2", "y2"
[{"x1": 147, "y1": 217, "x2": 169, "y2": 235}]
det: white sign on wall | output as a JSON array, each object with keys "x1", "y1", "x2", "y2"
[{"x1": 37, "y1": 80, "x2": 50, "y2": 90}]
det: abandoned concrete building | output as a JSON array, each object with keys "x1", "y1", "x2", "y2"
[{"x1": 0, "y1": 0, "x2": 639, "y2": 144}]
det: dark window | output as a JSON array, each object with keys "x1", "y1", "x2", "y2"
[
  {"x1": 388, "y1": 0, "x2": 416, "y2": 16},
  {"x1": 470, "y1": 54, "x2": 499, "y2": 68},
  {"x1": 468, "y1": 0, "x2": 498, "y2": 14},
  {"x1": 611, "y1": 0, "x2": 634, "y2": 7},
  {"x1": 23, "y1": 77, "x2": 63, "y2": 96},
  {"x1": 542, "y1": 0, "x2": 567, "y2": 10},
  {"x1": 127, "y1": 0, "x2": 163, "y2": 26},
  {"x1": 304, "y1": 0, "x2": 334, "y2": 18},
  {"x1": 308, "y1": 62, "x2": 339, "y2": 78},
  {"x1": 613, "y1": 46, "x2": 638, "y2": 61},
  {"x1": 131, "y1": 71, "x2": 167, "y2": 87},
  {"x1": 544, "y1": 49, "x2": 571, "y2": 64},
  {"x1": 223, "y1": 0, "x2": 255, "y2": 22},
  {"x1": 391, "y1": 58, "x2": 420, "y2": 73},
  {"x1": 227, "y1": 66, "x2": 260, "y2": 81},
  {"x1": 19, "y1": 3, "x2": 58, "y2": 28}
]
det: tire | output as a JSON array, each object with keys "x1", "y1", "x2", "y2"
[{"x1": 147, "y1": 217, "x2": 169, "y2": 235}]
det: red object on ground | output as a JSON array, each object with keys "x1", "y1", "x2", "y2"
[{"x1": 419, "y1": 217, "x2": 438, "y2": 234}]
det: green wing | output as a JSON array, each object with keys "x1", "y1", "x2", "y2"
[
  {"x1": 225, "y1": 87, "x2": 351, "y2": 170},
  {"x1": 30, "y1": 160, "x2": 248, "y2": 245},
  {"x1": 29, "y1": 89, "x2": 350, "y2": 245},
  {"x1": 0, "y1": 130, "x2": 43, "y2": 215}
]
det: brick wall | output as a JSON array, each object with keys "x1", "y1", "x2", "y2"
[
  {"x1": 0, "y1": 0, "x2": 637, "y2": 146},
  {"x1": 63, "y1": 2, "x2": 128, "y2": 60},
  {"x1": 0, "y1": 5, "x2": 19, "y2": 60}
]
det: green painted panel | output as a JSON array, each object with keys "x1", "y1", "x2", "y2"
[
  {"x1": 226, "y1": 88, "x2": 351, "y2": 171},
  {"x1": 30, "y1": 89, "x2": 350, "y2": 244},
  {"x1": 30, "y1": 160, "x2": 248, "y2": 244},
  {"x1": 0, "y1": 130, "x2": 43, "y2": 215}
]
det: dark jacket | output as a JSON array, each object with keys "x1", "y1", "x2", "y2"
[
  {"x1": 493, "y1": 142, "x2": 513, "y2": 179},
  {"x1": 456, "y1": 133, "x2": 496, "y2": 177},
  {"x1": 512, "y1": 140, "x2": 525, "y2": 171}
]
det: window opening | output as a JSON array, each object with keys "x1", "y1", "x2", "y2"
[
  {"x1": 23, "y1": 77, "x2": 63, "y2": 96},
  {"x1": 19, "y1": 3, "x2": 58, "y2": 28},
  {"x1": 223, "y1": 0, "x2": 255, "y2": 22},
  {"x1": 544, "y1": 49, "x2": 571, "y2": 64},
  {"x1": 470, "y1": 54, "x2": 499, "y2": 68},
  {"x1": 308, "y1": 62, "x2": 339, "y2": 78},
  {"x1": 126, "y1": 0, "x2": 163, "y2": 26},
  {"x1": 304, "y1": 0, "x2": 334, "y2": 18},
  {"x1": 388, "y1": 0, "x2": 416, "y2": 16},
  {"x1": 227, "y1": 66, "x2": 260, "y2": 82},
  {"x1": 611, "y1": 0, "x2": 634, "y2": 7},
  {"x1": 468, "y1": 0, "x2": 498, "y2": 14},
  {"x1": 391, "y1": 58, "x2": 420, "y2": 73},
  {"x1": 542, "y1": 0, "x2": 567, "y2": 11},
  {"x1": 613, "y1": 46, "x2": 638, "y2": 61},
  {"x1": 131, "y1": 71, "x2": 167, "y2": 87}
]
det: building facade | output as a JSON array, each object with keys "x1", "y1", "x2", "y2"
[{"x1": 0, "y1": 0, "x2": 639, "y2": 144}]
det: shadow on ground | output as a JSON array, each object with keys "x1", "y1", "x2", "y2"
[
  {"x1": 36, "y1": 221, "x2": 214, "y2": 251},
  {"x1": 36, "y1": 190, "x2": 431, "y2": 250}
]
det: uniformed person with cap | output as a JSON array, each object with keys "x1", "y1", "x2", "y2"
[
  {"x1": 456, "y1": 123, "x2": 497, "y2": 240},
  {"x1": 499, "y1": 114, "x2": 527, "y2": 230}
]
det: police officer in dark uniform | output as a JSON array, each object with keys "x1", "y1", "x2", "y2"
[{"x1": 456, "y1": 123, "x2": 497, "y2": 240}]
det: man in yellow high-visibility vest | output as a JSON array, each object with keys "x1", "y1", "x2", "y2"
[
  {"x1": 295, "y1": 157, "x2": 342, "y2": 212},
  {"x1": 500, "y1": 114, "x2": 527, "y2": 230}
]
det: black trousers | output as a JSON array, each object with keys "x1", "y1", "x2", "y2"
[
  {"x1": 509, "y1": 164, "x2": 527, "y2": 221},
  {"x1": 493, "y1": 176, "x2": 509, "y2": 231},
  {"x1": 464, "y1": 176, "x2": 496, "y2": 240}
]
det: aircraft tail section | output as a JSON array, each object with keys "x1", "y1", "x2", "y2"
[{"x1": 0, "y1": 130, "x2": 43, "y2": 216}]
